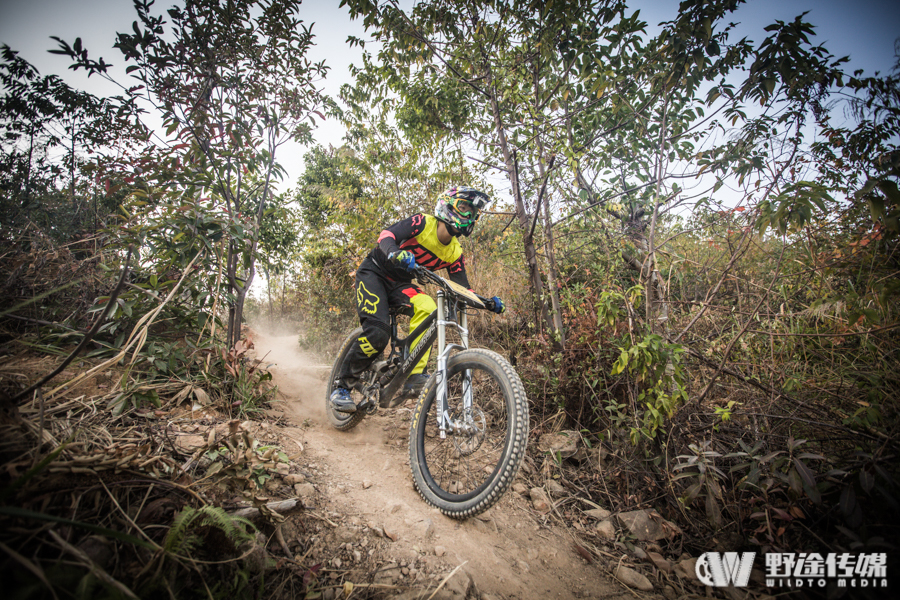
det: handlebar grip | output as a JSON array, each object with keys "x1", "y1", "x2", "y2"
[{"x1": 412, "y1": 264, "x2": 431, "y2": 284}]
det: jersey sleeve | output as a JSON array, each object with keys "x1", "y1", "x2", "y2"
[
  {"x1": 446, "y1": 254, "x2": 471, "y2": 289},
  {"x1": 377, "y1": 213, "x2": 428, "y2": 257}
]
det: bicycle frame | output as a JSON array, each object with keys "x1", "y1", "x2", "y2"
[
  {"x1": 376, "y1": 290, "x2": 471, "y2": 438},
  {"x1": 331, "y1": 267, "x2": 523, "y2": 519}
]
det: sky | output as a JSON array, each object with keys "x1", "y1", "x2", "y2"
[{"x1": 1, "y1": 0, "x2": 899, "y2": 192}]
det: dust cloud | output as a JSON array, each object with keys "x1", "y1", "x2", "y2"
[{"x1": 248, "y1": 324, "x2": 330, "y2": 423}]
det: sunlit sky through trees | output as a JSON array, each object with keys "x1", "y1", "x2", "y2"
[{"x1": 1, "y1": 0, "x2": 898, "y2": 192}]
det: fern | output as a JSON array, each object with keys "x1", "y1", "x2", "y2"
[{"x1": 164, "y1": 506, "x2": 256, "y2": 558}]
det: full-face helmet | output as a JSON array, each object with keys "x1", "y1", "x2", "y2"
[{"x1": 434, "y1": 186, "x2": 490, "y2": 237}]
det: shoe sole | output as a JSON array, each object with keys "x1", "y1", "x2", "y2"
[{"x1": 331, "y1": 402, "x2": 357, "y2": 414}]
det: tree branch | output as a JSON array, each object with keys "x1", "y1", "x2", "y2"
[
  {"x1": 528, "y1": 155, "x2": 556, "y2": 240},
  {"x1": 9, "y1": 247, "x2": 133, "y2": 404}
]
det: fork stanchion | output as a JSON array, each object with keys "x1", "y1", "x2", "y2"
[{"x1": 436, "y1": 289, "x2": 449, "y2": 439}]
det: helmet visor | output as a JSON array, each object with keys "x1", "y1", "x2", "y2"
[{"x1": 451, "y1": 199, "x2": 480, "y2": 220}]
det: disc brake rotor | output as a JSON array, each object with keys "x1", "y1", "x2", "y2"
[{"x1": 452, "y1": 406, "x2": 486, "y2": 457}]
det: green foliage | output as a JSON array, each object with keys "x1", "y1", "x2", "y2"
[
  {"x1": 599, "y1": 287, "x2": 689, "y2": 443},
  {"x1": 756, "y1": 181, "x2": 833, "y2": 235},
  {"x1": 294, "y1": 146, "x2": 366, "y2": 231},
  {"x1": 713, "y1": 400, "x2": 738, "y2": 430},
  {"x1": 395, "y1": 77, "x2": 472, "y2": 146},
  {"x1": 52, "y1": 0, "x2": 331, "y2": 349},
  {"x1": 673, "y1": 441, "x2": 728, "y2": 527},
  {"x1": 611, "y1": 332, "x2": 688, "y2": 444},
  {"x1": 674, "y1": 437, "x2": 828, "y2": 534},
  {"x1": 164, "y1": 505, "x2": 255, "y2": 557},
  {"x1": 0, "y1": 45, "x2": 145, "y2": 241}
]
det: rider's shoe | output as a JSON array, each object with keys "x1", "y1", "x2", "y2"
[
  {"x1": 330, "y1": 387, "x2": 356, "y2": 413},
  {"x1": 403, "y1": 373, "x2": 430, "y2": 396}
]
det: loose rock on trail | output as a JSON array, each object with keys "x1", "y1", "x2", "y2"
[{"x1": 251, "y1": 329, "x2": 652, "y2": 600}]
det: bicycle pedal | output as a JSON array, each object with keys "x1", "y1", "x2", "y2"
[{"x1": 357, "y1": 399, "x2": 377, "y2": 414}]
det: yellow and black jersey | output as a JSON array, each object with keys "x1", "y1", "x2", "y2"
[{"x1": 369, "y1": 213, "x2": 470, "y2": 288}]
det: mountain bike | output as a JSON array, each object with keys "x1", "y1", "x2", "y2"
[{"x1": 325, "y1": 267, "x2": 529, "y2": 518}]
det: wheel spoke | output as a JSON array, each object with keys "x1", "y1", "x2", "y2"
[
  {"x1": 410, "y1": 349, "x2": 528, "y2": 518},
  {"x1": 418, "y1": 363, "x2": 509, "y2": 497}
]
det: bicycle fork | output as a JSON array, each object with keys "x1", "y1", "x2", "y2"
[{"x1": 434, "y1": 290, "x2": 473, "y2": 438}]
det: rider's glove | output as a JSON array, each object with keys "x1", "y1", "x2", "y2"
[
  {"x1": 388, "y1": 250, "x2": 416, "y2": 272},
  {"x1": 489, "y1": 296, "x2": 505, "y2": 314}
]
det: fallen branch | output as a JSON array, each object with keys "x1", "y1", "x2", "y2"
[
  {"x1": 41, "y1": 249, "x2": 203, "y2": 400},
  {"x1": 274, "y1": 523, "x2": 291, "y2": 557},
  {"x1": 48, "y1": 529, "x2": 139, "y2": 600},
  {"x1": 9, "y1": 247, "x2": 133, "y2": 404},
  {"x1": 229, "y1": 498, "x2": 300, "y2": 519},
  {"x1": 426, "y1": 561, "x2": 468, "y2": 600}
]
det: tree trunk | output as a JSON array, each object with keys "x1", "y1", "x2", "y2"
[
  {"x1": 70, "y1": 120, "x2": 77, "y2": 212},
  {"x1": 265, "y1": 266, "x2": 275, "y2": 329},
  {"x1": 630, "y1": 234, "x2": 668, "y2": 333},
  {"x1": 484, "y1": 79, "x2": 547, "y2": 331},
  {"x1": 542, "y1": 190, "x2": 565, "y2": 349},
  {"x1": 24, "y1": 124, "x2": 34, "y2": 207},
  {"x1": 645, "y1": 98, "x2": 669, "y2": 334},
  {"x1": 225, "y1": 241, "x2": 239, "y2": 348},
  {"x1": 535, "y1": 139, "x2": 564, "y2": 349},
  {"x1": 228, "y1": 150, "x2": 275, "y2": 348}
]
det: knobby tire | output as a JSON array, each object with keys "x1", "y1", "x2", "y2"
[{"x1": 408, "y1": 348, "x2": 529, "y2": 519}]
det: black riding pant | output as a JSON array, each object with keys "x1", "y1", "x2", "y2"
[{"x1": 337, "y1": 257, "x2": 435, "y2": 387}]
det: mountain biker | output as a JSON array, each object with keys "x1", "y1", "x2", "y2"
[{"x1": 330, "y1": 186, "x2": 506, "y2": 413}]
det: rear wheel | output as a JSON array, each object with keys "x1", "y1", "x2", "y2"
[
  {"x1": 408, "y1": 349, "x2": 529, "y2": 518},
  {"x1": 325, "y1": 327, "x2": 376, "y2": 431}
]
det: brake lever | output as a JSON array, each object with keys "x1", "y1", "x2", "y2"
[{"x1": 412, "y1": 265, "x2": 432, "y2": 286}]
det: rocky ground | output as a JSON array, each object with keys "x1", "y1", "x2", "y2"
[{"x1": 249, "y1": 329, "x2": 696, "y2": 599}]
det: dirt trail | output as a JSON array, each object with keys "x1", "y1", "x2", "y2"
[{"x1": 252, "y1": 330, "x2": 635, "y2": 600}]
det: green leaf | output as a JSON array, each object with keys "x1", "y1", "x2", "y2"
[
  {"x1": 866, "y1": 196, "x2": 885, "y2": 221},
  {"x1": 787, "y1": 467, "x2": 803, "y2": 495},
  {"x1": 860, "y1": 469, "x2": 875, "y2": 493},
  {"x1": 877, "y1": 180, "x2": 900, "y2": 205},
  {"x1": 793, "y1": 458, "x2": 816, "y2": 489}
]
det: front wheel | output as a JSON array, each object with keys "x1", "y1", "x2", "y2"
[
  {"x1": 409, "y1": 348, "x2": 529, "y2": 518},
  {"x1": 325, "y1": 327, "x2": 374, "y2": 431}
]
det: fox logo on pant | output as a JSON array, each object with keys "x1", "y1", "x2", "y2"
[
  {"x1": 357, "y1": 336, "x2": 379, "y2": 357},
  {"x1": 357, "y1": 281, "x2": 379, "y2": 315}
]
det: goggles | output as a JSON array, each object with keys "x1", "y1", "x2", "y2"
[{"x1": 449, "y1": 198, "x2": 481, "y2": 221}]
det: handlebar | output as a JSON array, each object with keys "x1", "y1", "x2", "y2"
[{"x1": 411, "y1": 265, "x2": 492, "y2": 310}]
